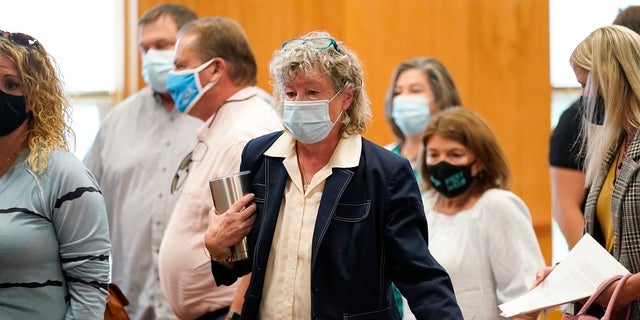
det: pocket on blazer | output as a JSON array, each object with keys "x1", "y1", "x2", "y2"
[{"x1": 333, "y1": 201, "x2": 371, "y2": 222}]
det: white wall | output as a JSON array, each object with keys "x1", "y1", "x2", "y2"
[
  {"x1": 0, "y1": 0, "x2": 123, "y2": 159},
  {"x1": 550, "y1": 0, "x2": 639, "y2": 88}
]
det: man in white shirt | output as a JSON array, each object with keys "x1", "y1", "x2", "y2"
[
  {"x1": 158, "y1": 16, "x2": 280, "y2": 320},
  {"x1": 84, "y1": 4, "x2": 201, "y2": 320}
]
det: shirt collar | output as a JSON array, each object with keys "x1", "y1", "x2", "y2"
[
  {"x1": 265, "y1": 132, "x2": 361, "y2": 168},
  {"x1": 227, "y1": 86, "x2": 262, "y2": 102}
]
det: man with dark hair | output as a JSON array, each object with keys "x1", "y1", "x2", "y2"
[
  {"x1": 84, "y1": 4, "x2": 201, "y2": 320},
  {"x1": 614, "y1": 5, "x2": 640, "y2": 34}
]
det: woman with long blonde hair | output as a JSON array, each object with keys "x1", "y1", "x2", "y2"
[
  {"x1": 0, "y1": 30, "x2": 110, "y2": 319},
  {"x1": 533, "y1": 25, "x2": 640, "y2": 319}
]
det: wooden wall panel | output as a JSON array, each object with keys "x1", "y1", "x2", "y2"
[{"x1": 130, "y1": 0, "x2": 552, "y2": 263}]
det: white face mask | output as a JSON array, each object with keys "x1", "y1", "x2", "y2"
[
  {"x1": 282, "y1": 91, "x2": 342, "y2": 144},
  {"x1": 141, "y1": 49, "x2": 174, "y2": 93}
]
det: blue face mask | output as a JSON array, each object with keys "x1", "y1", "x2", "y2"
[
  {"x1": 283, "y1": 90, "x2": 342, "y2": 144},
  {"x1": 141, "y1": 49, "x2": 174, "y2": 93},
  {"x1": 166, "y1": 59, "x2": 216, "y2": 113},
  {"x1": 391, "y1": 95, "x2": 432, "y2": 135}
]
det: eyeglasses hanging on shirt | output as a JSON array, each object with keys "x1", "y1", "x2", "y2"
[
  {"x1": 170, "y1": 140, "x2": 208, "y2": 194},
  {"x1": 169, "y1": 93, "x2": 258, "y2": 194}
]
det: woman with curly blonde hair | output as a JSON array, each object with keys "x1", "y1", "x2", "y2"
[
  {"x1": 206, "y1": 30, "x2": 461, "y2": 319},
  {"x1": 0, "y1": 30, "x2": 110, "y2": 319}
]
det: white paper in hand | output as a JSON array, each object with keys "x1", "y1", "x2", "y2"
[{"x1": 498, "y1": 233, "x2": 630, "y2": 317}]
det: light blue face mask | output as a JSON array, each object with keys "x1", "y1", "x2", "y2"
[
  {"x1": 166, "y1": 58, "x2": 216, "y2": 113},
  {"x1": 141, "y1": 49, "x2": 174, "y2": 93},
  {"x1": 283, "y1": 90, "x2": 342, "y2": 144},
  {"x1": 391, "y1": 95, "x2": 432, "y2": 135}
]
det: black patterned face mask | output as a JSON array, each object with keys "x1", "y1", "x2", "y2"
[
  {"x1": 0, "y1": 89, "x2": 29, "y2": 136},
  {"x1": 580, "y1": 95, "x2": 605, "y2": 125},
  {"x1": 427, "y1": 161, "x2": 474, "y2": 198}
]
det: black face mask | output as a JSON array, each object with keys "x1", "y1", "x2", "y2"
[
  {"x1": 0, "y1": 90, "x2": 29, "y2": 136},
  {"x1": 580, "y1": 95, "x2": 605, "y2": 125},
  {"x1": 427, "y1": 161, "x2": 474, "y2": 198}
]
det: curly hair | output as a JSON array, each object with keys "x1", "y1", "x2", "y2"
[
  {"x1": 0, "y1": 36, "x2": 74, "y2": 174},
  {"x1": 269, "y1": 30, "x2": 371, "y2": 135}
]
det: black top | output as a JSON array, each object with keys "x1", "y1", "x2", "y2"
[
  {"x1": 549, "y1": 99, "x2": 585, "y2": 170},
  {"x1": 549, "y1": 98, "x2": 588, "y2": 214}
]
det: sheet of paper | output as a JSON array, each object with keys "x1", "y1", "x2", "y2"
[{"x1": 498, "y1": 233, "x2": 630, "y2": 318}]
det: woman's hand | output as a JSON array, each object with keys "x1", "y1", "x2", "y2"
[
  {"x1": 204, "y1": 193, "x2": 256, "y2": 260},
  {"x1": 594, "y1": 273, "x2": 639, "y2": 311},
  {"x1": 509, "y1": 266, "x2": 557, "y2": 320},
  {"x1": 530, "y1": 265, "x2": 556, "y2": 289}
]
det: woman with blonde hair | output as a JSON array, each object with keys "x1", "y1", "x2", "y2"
[
  {"x1": 577, "y1": 25, "x2": 640, "y2": 318},
  {"x1": 205, "y1": 30, "x2": 462, "y2": 319},
  {"x1": 0, "y1": 30, "x2": 110, "y2": 319},
  {"x1": 534, "y1": 25, "x2": 640, "y2": 320}
]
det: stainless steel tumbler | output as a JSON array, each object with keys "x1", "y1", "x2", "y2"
[{"x1": 208, "y1": 170, "x2": 251, "y2": 261}]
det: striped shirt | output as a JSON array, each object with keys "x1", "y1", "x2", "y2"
[{"x1": 0, "y1": 150, "x2": 111, "y2": 320}]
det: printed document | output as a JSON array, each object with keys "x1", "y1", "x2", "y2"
[{"x1": 498, "y1": 233, "x2": 630, "y2": 317}]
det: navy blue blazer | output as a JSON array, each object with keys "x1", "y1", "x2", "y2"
[{"x1": 211, "y1": 131, "x2": 461, "y2": 320}]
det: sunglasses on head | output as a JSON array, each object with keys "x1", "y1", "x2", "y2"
[
  {"x1": 0, "y1": 30, "x2": 38, "y2": 47},
  {"x1": 282, "y1": 37, "x2": 340, "y2": 52}
]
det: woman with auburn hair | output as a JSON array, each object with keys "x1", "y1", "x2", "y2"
[{"x1": 418, "y1": 107, "x2": 544, "y2": 320}]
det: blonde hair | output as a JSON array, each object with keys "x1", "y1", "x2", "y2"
[
  {"x1": 269, "y1": 30, "x2": 371, "y2": 135},
  {"x1": 0, "y1": 36, "x2": 74, "y2": 174},
  {"x1": 570, "y1": 37, "x2": 592, "y2": 71},
  {"x1": 579, "y1": 25, "x2": 640, "y2": 186},
  {"x1": 418, "y1": 107, "x2": 511, "y2": 196}
]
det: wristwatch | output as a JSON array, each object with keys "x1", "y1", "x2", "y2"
[{"x1": 227, "y1": 310, "x2": 241, "y2": 320}]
